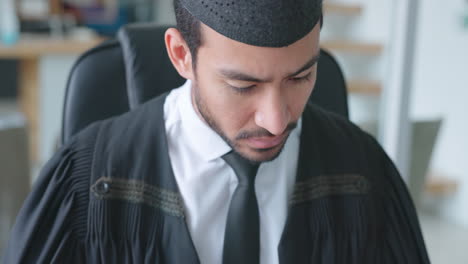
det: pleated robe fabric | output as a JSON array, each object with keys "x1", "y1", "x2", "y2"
[{"x1": 2, "y1": 94, "x2": 430, "y2": 264}]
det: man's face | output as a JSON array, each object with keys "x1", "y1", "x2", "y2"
[{"x1": 191, "y1": 23, "x2": 321, "y2": 163}]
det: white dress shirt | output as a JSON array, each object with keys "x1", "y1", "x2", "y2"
[{"x1": 164, "y1": 80, "x2": 301, "y2": 264}]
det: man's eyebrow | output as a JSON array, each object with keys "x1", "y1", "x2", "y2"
[
  {"x1": 288, "y1": 53, "x2": 321, "y2": 77},
  {"x1": 218, "y1": 53, "x2": 321, "y2": 83}
]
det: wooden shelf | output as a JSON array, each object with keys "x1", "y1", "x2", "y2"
[
  {"x1": 347, "y1": 80, "x2": 382, "y2": 95},
  {"x1": 0, "y1": 35, "x2": 104, "y2": 59},
  {"x1": 323, "y1": 2, "x2": 363, "y2": 15},
  {"x1": 321, "y1": 40, "x2": 383, "y2": 55},
  {"x1": 425, "y1": 176, "x2": 459, "y2": 196},
  {"x1": 0, "y1": 34, "x2": 104, "y2": 162}
]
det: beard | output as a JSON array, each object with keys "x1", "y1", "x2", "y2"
[{"x1": 191, "y1": 81, "x2": 297, "y2": 164}]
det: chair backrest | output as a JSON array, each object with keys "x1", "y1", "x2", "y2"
[{"x1": 62, "y1": 24, "x2": 348, "y2": 144}]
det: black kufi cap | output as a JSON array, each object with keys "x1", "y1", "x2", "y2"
[{"x1": 180, "y1": 0, "x2": 323, "y2": 47}]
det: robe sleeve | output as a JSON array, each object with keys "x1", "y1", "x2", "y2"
[
  {"x1": 2, "y1": 134, "x2": 94, "y2": 264},
  {"x1": 367, "y1": 135, "x2": 431, "y2": 264}
]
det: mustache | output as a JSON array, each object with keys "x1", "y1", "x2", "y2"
[{"x1": 235, "y1": 122, "x2": 298, "y2": 140}]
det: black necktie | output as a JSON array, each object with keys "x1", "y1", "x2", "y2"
[{"x1": 222, "y1": 151, "x2": 261, "y2": 264}]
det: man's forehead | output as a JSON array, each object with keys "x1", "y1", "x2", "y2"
[
  {"x1": 215, "y1": 52, "x2": 320, "y2": 83},
  {"x1": 180, "y1": 0, "x2": 323, "y2": 48},
  {"x1": 198, "y1": 22, "x2": 321, "y2": 81}
]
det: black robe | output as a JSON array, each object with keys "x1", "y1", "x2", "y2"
[{"x1": 2, "y1": 94, "x2": 430, "y2": 264}]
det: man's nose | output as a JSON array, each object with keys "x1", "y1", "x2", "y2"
[{"x1": 254, "y1": 89, "x2": 291, "y2": 136}]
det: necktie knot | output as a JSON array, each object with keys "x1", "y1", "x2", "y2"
[{"x1": 222, "y1": 151, "x2": 260, "y2": 185}]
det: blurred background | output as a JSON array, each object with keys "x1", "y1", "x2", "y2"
[{"x1": 1, "y1": 0, "x2": 467, "y2": 262}]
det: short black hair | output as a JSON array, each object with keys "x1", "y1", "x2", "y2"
[
  {"x1": 173, "y1": 0, "x2": 323, "y2": 69},
  {"x1": 173, "y1": 0, "x2": 202, "y2": 68}
]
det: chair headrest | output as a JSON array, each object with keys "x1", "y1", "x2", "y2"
[{"x1": 117, "y1": 23, "x2": 186, "y2": 108}]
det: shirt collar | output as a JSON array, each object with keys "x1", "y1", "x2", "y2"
[{"x1": 179, "y1": 80, "x2": 232, "y2": 162}]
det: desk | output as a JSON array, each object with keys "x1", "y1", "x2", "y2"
[{"x1": 0, "y1": 35, "x2": 103, "y2": 162}]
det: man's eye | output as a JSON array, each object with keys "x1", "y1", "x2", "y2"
[
  {"x1": 291, "y1": 72, "x2": 312, "y2": 83},
  {"x1": 228, "y1": 84, "x2": 256, "y2": 94}
]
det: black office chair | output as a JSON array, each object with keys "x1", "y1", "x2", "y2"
[{"x1": 62, "y1": 24, "x2": 348, "y2": 144}]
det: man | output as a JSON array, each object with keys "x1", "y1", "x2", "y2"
[{"x1": 3, "y1": 0, "x2": 430, "y2": 263}]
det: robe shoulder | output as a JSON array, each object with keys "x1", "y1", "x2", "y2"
[
  {"x1": 303, "y1": 104, "x2": 431, "y2": 263},
  {"x1": 2, "y1": 120, "x2": 100, "y2": 263},
  {"x1": 2, "y1": 95, "x2": 176, "y2": 263}
]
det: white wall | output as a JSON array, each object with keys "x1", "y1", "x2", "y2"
[
  {"x1": 322, "y1": 0, "x2": 398, "y2": 153},
  {"x1": 411, "y1": 0, "x2": 468, "y2": 227},
  {"x1": 154, "y1": 0, "x2": 176, "y2": 25},
  {"x1": 37, "y1": 55, "x2": 77, "y2": 180}
]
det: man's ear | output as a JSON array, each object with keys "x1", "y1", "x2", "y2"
[{"x1": 164, "y1": 28, "x2": 195, "y2": 80}]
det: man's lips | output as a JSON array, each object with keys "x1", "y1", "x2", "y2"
[{"x1": 244, "y1": 133, "x2": 288, "y2": 149}]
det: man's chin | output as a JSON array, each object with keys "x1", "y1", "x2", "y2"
[{"x1": 235, "y1": 142, "x2": 286, "y2": 163}]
